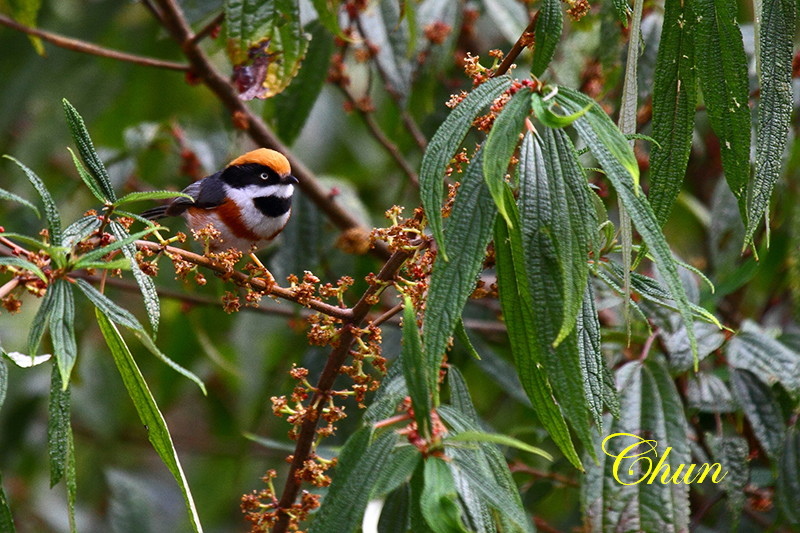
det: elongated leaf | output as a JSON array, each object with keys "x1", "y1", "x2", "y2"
[
  {"x1": 694, "y1": 0, "x2": 750, "y2": 216},
  {"x1": 556, "y1": 87, "x2": 698, "y2": 365},
  {"x1": 67, "y1": 148, "x2": 105, "y2": 203},
  {"x1": 421, "y1": 457, "x2": 469, "y2": 533},
  {"x1": 706, "y1": 434, "x2": 749, "y2": 529},
  {"x1": 114, "y1": 190, "x2": 193, "y2": 207},
  {"x1": 446, "y1": 431, "x2": 552, "y2": 460},
  {"x1": 0, "y1": 359, "x2": 6, "y2": 410},
  {"x1": 648, "y1": 0, "x2": 697, "y2": 226},
  {"x1": 3, "y1": 156, "x2": 62, "y2": 246},
  {"x1": 47, "y1": 365, "x2": 71, "y2": 487},
  {"x1": 421, "y1": 76, "x2": 511, "y2": 260},
  {"x1": 0, "y1": 257, "x2": 46, "y2": 282},
  {"x1": 27, "y1": 281, "x2": 56, "y2": 356},
  {"x1": 96, "y1": 310, "x2": 203, "y2": 532},
  {"x1": 359, "y1": 0, "x2": 413, "y2": 105},
  {"x1": 401, "y1": 296, "x2": 432, "y2": 436},
  {"x1": 483, "y1": 87, "x2": 531, "y2": 226},
  {"x1": 686, "y1": 372, "x2": 736, "y2": 412},
  {"x1": 612, "y1": 0, "x2": 631, "y2": 25},
  {"x1": 730, "y1": 369, "x2": 784, "y2": 460},
  {"x1": 0, "y1": 471, "x2": 13, "y2": 533},
  {"x1": 109, "y1": 222, "x2": 159, "y2": 334},
  {"x1": 62, "y1": 215, "x2": 101, "y2": 249},
  {"x1": 425, "y1": 148, "x2": 496, "y2": 366},
  {"x1": 446, "y1": 366, "x2": 479, "y2": 424},
  {"x1": 531, "y1": 0, "x2": 563, "y2": 77},
  {"x1": 8, "y1": 0, "x2": 43, "y2": 54},
  {"x1": 310, "y1": 0, "x2": 343, "y2": 36},
  {"x1": 746, "y1": 0, "x2": 796, "y2": 246},
  {"x1": 0, "y1": 186, "x2": 40, "y2": 218},
  {"x1": 531, "y1": 91, "x2": 589, "y2": 128},
  {"x1": 578, "y1": 283, "x2": 608, "y2": 427},
  {"x1": 50, "y1": 280, "x2": 77, "y2": 387},
  {"x1": 369, "y1": 445, "x2": 421, "y2": 498},
  {"x1": 74, "y1": 226, "x2": 161, "y2": 266},
  {"x1": 62, "y1": 99, "x2": 115, "y2": 202},
  {"x1": 493, "y1": 207, "x2": 582, "y2": 469},
  {"x1": 271, "y1": 21, "x2": 334, "y2": 144},
  {"x1": 309, "y1": 428, "x2": 397, "y2": 533},
  {"x1": 778, "y1": 424, "x2": 800, "y2": 524},
  {"x1": 226, "y1": 0, "x2": 310, "y2": 98}
]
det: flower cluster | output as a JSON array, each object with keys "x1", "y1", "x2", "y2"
[{"x1": 241, "y1": 470, "x2": 321, "y2": 532}]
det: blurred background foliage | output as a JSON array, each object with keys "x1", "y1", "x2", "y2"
[{"x1": 0, "y1": 0, "x2": 798, "y2": 531}]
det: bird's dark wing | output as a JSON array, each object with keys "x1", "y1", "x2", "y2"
[{"x1": 141, "y1": 172, "x2": 227, "y2": 220}]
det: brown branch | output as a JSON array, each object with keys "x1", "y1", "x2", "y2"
[
  {"x1": 0, "y1": 14, "x2": 189, "y2": 71},
  {"x1": 190, "y1": 12, "x2": 225, "y2": 45},
  {"x1": 492, "y1": 12, "x2": 539, "y2": 78},
  {"x1": 273, "y1": 247, "x2": 412, "y2": 533},
  {"x1": 150, "y1": 0, "x2": 391, "y2": 260}
]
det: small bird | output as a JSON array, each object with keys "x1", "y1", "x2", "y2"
[{"x1": 142, "y1": 148, "x2": 298, "y2": 261}]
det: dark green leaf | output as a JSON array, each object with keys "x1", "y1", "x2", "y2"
[
  {"x1": 425, "y1": 148, "x2": 496, "y2": 365},
  {"x1": 0, "y1": 359, "x2": 6, "y2": 410},
  {"x1": 310, "y1": 0, "x2": 343, "y2": 36},
  {"x1": 74, "y1": 225, "x2": 160, "y2": 266},
  {"x1": 453, "y1": 319, "x2": 481, "y2": 361},
  {"x1": 493, "y1": 209, "x2": 582, "y2": 469},
  {"x1": 359, "y1": 0, "x2": 413, "y2": 105},
  {"x1": 578, "y1": 283, "x2": 608, "y2": 428},
  {"x1": 62, "y1": 215, "x2": 101, "y2": 249},
  {"x1": 0, "y1": 186, "x2": 40, "y2": 218},
  {"x1": 47, "y1": 365, "x2": 71, "y2": 488},
  {"x1": 370, "y1": 445, "x2": 421, "y2": 498},
  {"x1": 686, "y1": 373, "x2": 736, "y2": 413},
  {"x1": 50, "y1": 280, "x2": 77, "y2": 387},
  {"x1": 445, "y1": 431, "x2": 552, "y2": 460},
  {"x1": 420, "y1": 76, "x2": 510, "y2": 260},
  {"x1": 694, "y1": 0, "x2": 750, "y2": 217},
  {"x1": 270, "y1": 21, "x2": 333, "y2": 144},
  {"x1": 421, "y1": 457, "x2": 469, "y2": 533},
  {"x1": 483, "y1": 87, "x2": 531, "y2": 226},
  {"x1": 777, "y1": 424, "x2": 800, "y2": 524},
  {"x1": 706, "y1": 434, "x2": 749, "y2": 529},
  {"x1": 401, "y1": 295, "x2": 432, "y2": 437},
  {"x1": 67, "y1": 148, "x2": 106, "y2": 203},
  {"x1": 114, "y1": 190, "x2": 193, "y2": 207},
  {"x1": 647, "y1": 0, "x2": 698, "y2": 226},
  {"x1": 27, "y1": 279, "x2": 56, "y2": 356},
  {"x1": 0, "y1": 257, "x2": 46, "y2": 282},
  {"x1": 531, "y1": 0, "x2": 563, "y2": 77},
  {"x1": 612, "y1": 0, "x2": 631, "y2": 25},
  {"x1": 109, "y1": 222, "x2": 160, "y2": 334},
  {"x1": 309, "y1": 428, "x2": 397, "y2": 533},
  {"x1": 62, "y1": 99, "x2": 115, "y2": 202},
  {"x1": 531, "y1": 90, "x2": 589, "y2": 128},
  {"x1": 0, "y1": 471, "x2": 14, "y2": 533},
  {"x1": 446, "y1": 366, "x2": 479, "y2": 425},
  {"x1": 3, "y1": 156, "x2": 63, "y2": 246},
  {"x1": 378, "y1": 485, "x2": 411, "y2": 533},
  {"x1": 745, "y1": 0, "x2": 796, "y2": 246},
  {"x1": 95, "y1": 310, "x2": 202, "y2": 532},
  {"x1": 730, "y1": 369, "x2": 785, "y2": 460}
]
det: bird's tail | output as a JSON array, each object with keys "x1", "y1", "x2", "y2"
[{"x1": 140, "y1": 205, "x2": 169, "y2": 220}]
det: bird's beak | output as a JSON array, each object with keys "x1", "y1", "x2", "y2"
[{"x1": 284, "y1": 175, "x2": 299, "y2": 185}]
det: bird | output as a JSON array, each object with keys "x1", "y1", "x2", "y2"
[{"x1": 141, "y1": 148, "x2": 298, "y2": 274}]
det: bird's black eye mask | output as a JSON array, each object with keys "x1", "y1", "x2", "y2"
[{"x1": 221, "y1": 163, "x2": 282, "y2": 188}]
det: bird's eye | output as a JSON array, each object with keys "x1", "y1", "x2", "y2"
[{"x1": 260, "y1": 173, "x2": 269, "y2": 180}]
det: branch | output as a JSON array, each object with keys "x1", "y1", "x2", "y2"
[
  {"x1": 150, "y1": 0, "x2": 391, "y2": 260},
  {"x1": 0, "y1": 14, "x2": 189, "y2": 71},
  {"x1": 272, "y1": 247, "x2": 412, "y2": 533},
  {"x1": 492, "y1": 12, "x2": 539, "y2": 78}
]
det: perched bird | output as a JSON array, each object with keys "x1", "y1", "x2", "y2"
[{"x1": 142, "y1": 148, "x2": 298, "y2": 261}]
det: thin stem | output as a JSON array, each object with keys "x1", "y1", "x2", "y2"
[
  {"x1": 0, "y1": 14, "x2": 188, "y2": 71},
  {"x1": 190, "y1": 12, "x2": 225, "y2": 45},
  {"x1": 151, "y1": 0, "x2": 391, "y2": 260},
  {"x1": 492, "y1": 12, "x2": 539, "y2": 78},
  {"x1": 370, "y1": 302, "x2": 403, "y2": 327}
]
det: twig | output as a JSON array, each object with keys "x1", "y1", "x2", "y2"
[
  {"x1": 272, "y1": 247, "x2": 412, "y2": 533},
  {"x1": 190, "y1": 12, "x2": 225, "y2": 45},
  {"x1": 0, "y1": 14, "x2": 188, "y2": 72},
  {"x1": 150, "y1": 0, "x2": 391, "y2": 260},
  {"x1": 370, "y1": 302, "x2": 403, "y2": 327},
  {"x1": 492, "y1": 12, "x2": 539, "y2": 78}
]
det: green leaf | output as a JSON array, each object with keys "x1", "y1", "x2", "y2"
[
  {"x1": 578, "y1": 283, "x2": 608, "y2": 428},
  {"x1": 531, "y1": 90, "x2": 589, "y2": 128},
  {"x1": 647, "y1": 0, "x2": 697, "y2": 227},
  {"x1": 74, "y1": 226, "x2": 160, "y2": 267},
  {"x1": 109, "y1": 222, "x2": 160, "y2": 334},
  {"x1": 47, "y1": 365, "x2": 71, "y2": 488},
  {"x1": 745, "y1": 0, "x2": 796, "y2": 246},
  {"x1": 730, "y1": 368, "x2": 785, "y2": 460},
  {"x1": 401, "y1": 295, "x2": 432, "y2": 437},
  {"x1": 3, "y1": 156, "x2": 63, "y2": 246},
  {"x1": 309, "y1": 427, "x2": 397, "y2": 533},
  {"x1": 531, "y1": 0, "x2": 563, "y2": 77},
  {"x1": 359, "y1": 0, "x2": 413, "y2": 105},
  {"x1": 0, "y1": 257, "x2": 46, "y2": 282},
  {"x1": 0, "y1": 186, "x2": 40, "y2": 218},
  {"x1": 556, "y1": 87, "x2": 698, "y2": 366},
  {"x1": 694, "y1": 0, "x2": 750, "y2": 217},
  {"x1": 62, "y1": 215, "x2": 101, "y2": 249},
  {"x1": 420, "y1": 76, "x2": 511, "y2": 260},
  {"x1": 706, "y1": 434, "x2": 749, "y2": 529},
  {"x1": 270, "y1": 21, "x2": 334, "y2": 144},
  {"x1": 370, "y1": 445, "x2": 421, "y2": 498},
  {"x1": 50, "y1": 280, "x2": 77, "y2": 387},
  {"x1": 421, "y1": 457, "x2": 469, "y2": 533},
  {"x1": 0, "y1": 359, "x2": 6, "y2": 411},
  {"x1": 612, "y1": 0, "x2": 632, "y2": 25},
  {"x1": 445, "y1": 431, "x2": 553, "y2": 460},
  {"x1": 8, "y1": 0, "x2": 43, "y2": 54},
  {"x1": 62, "y1": 99, "x2": 116, "y2": 202},
  {"x1": 95, "y1": 310, "x2": 203, "y2": 532},
  {"x1": 27, "y1": 279, "x2": 56, "y2": 356},
  {"x1": 310, "y1": 0, "x2": 343, "y2": 36},
  {"x1": 67, "y1": 148, "x2": 106, "y2": 203},
  {"x1": 424, "y1": 148, "x2": 496, "y2": 366},
  {"x1": 0, "y1": 471, "x2": 14, "y2": 533},
  {"x1": 686, "y1": 372, "x2": 736, "y2": 412},
  {"x1": 114, "y1": 190, "x2": 193, "y2": 207},
  {"x1": 446, "y1": 366, "x2": 479, "y2": 424},
  {"x1": 225, "y1": 0, "x2": 310, "y2": 98},
  {"x1": 777, "y1": 424, "x2": 800, "y2": 524},
  {"x1": 483, "y1": 87, "x2": 531, "y2": 227},
  {"x1": 493, "y1": 209, "x2": 582, "y2": 470}
]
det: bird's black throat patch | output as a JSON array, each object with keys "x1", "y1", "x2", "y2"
[{"x1": 253, "y1": 195, "x2": 292, "y2": 217}]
